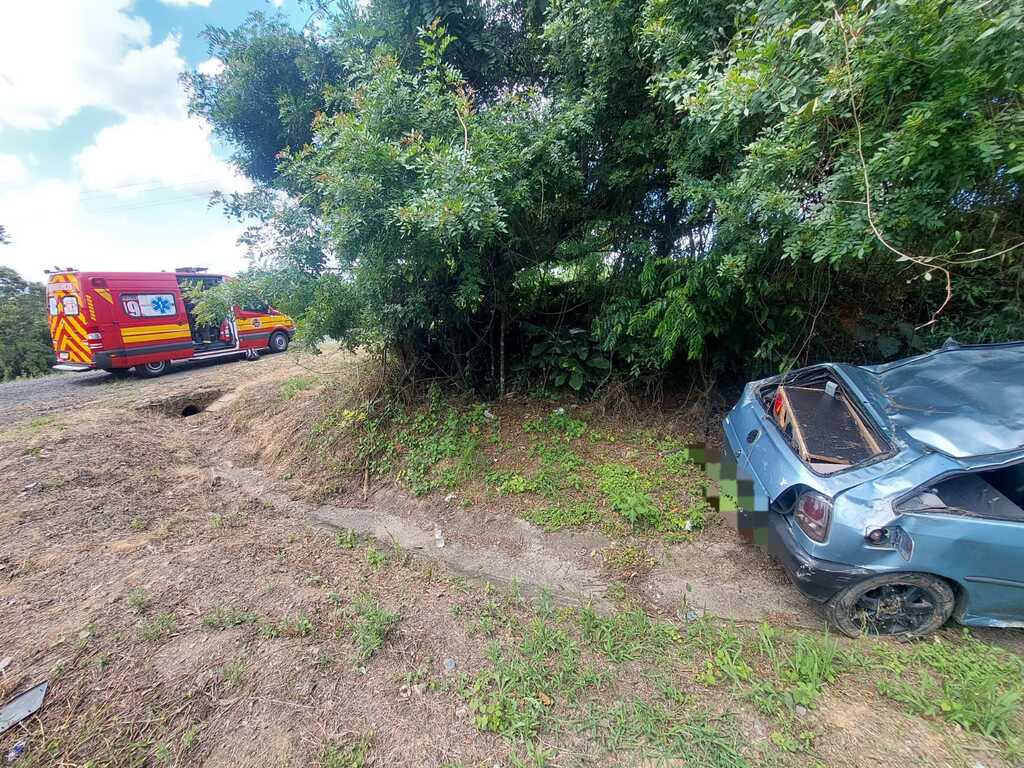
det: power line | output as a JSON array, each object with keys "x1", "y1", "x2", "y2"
[
  {"x1": 82, "y1": 190, "x2": 224, "y2": 215},
  {"x1": 76, "y1": 176, "x2": 240, "y2": 202}
]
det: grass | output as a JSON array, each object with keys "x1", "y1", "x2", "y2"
[
  {"x1": 578, "y1": 604, "x2": 680, "y2": 663},
  {"x1": 318, "y1": 734, "x2": 373, "y2": 768},
  {"x1": 2, "y1": 414, "x2": 65, "y2": 440},
  {"x1": 345, "y1": 593, "x2": 401, "y2": 660},
  {"x1": 221, "y1": 658, "x2": 246, "y2": 688},
  {"x1": 306, "y1": 387, "x2": 722, "y2": 549},
  {"x1": 463, "y1": 598, "x2": 758, "y2": 766},
  {"x1": 335, "y1": 528, "x2": 360, "y2": 549},
  {"x1": 744, "y1": 624, "x2": 844, "y2": 715},
  {"x1": 596, "y1": 463, "x2": 661, "y2": 528},
  {"x1": 288, "y1": 388, "x2": 1024, "y2": 760},
  {"x1": 583, "y1": 698, "x2": 750, "y2": 767},
  {"x1": 202, "y1": 604, "x2": 261, "y2": 630},
  {"x1": 276, "y1": 612, "x2": 316, "y2": 638},
  {"x1": 280, "y1": 375, "x2": 317, "y2": 400},
  {"x1": 126, "y1": 588, "x2": 151, "y2": 614},
  {"x1": 875, "y1": 630, "x2": 1024, "y2": 755},
  {"x1": 523, "y1": 501, "x2": 599, "y2": 531},
  {"x1": 365, "y1": 546, "x2": 387, "y2": 570},
  {"x1": 467, "y1": 616, "x2": 601, "y2": 738},
  {"x1": 601, "y1": 543, "x2": 654, "y2": 574},
  {"x1": 522, "y1": 409, "x2": 587, "y2": 439},
  {"x1": 137, "y1": 612, "x2": 176, "y2": 642},
  {"x1": 383, "y1": 390, "x2": 496, "y2": 496},
  {"x1": 487, "y1": 470, "x2": 536, "y2": 496}
]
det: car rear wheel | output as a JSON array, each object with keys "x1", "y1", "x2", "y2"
[
  {"x1": 826, "y1": 572, "x2": 955, "y2": 638},
  {"x1": 269, "y1": 331, "x2": 289, "y2": 353},
  {"x1": 135, "y1": 360, "x2": 170, "y2": 378}
]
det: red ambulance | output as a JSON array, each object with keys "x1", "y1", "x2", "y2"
[{"x1": 45, "y1": 268, "x2": 296, "y2": 377}]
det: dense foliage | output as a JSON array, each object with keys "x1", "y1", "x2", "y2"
[
  {"x1": 0, "y1": 267, "x2": 53, "y2": 381},
  {"x1": 189, "y1": 0, "x2": 1024, "y2": 391}
]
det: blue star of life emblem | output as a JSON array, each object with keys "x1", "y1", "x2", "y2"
[{"x1": 151, "y1": 296, "x2": 173, "y2": 314}]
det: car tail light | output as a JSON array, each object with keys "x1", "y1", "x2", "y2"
[
  {"x1": 793, "y1": 491, "x2": 832, "y2": 542},
  {"x1": 86, "y1": 331, "x2": 103, "y2": 349}
]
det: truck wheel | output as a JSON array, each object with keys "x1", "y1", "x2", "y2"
[
  {"x1": 269, "y1": 331, "x2": 289, "y2": 353},
  {"x1": 825, "y1": 572, "x2": 954, "y2": 639},
  {"x1": 135, "y1": 360, "x2": 170, "y2": 378}
]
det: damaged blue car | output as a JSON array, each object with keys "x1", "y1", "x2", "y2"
[{"x1": 724, "y1": 340, "x2": 1024, "y2": 637}]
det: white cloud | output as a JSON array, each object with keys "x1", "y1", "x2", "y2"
[
  {"x1": 159, "y1": 0, "x2": 213, "y2": 6},
  {"x1": 0, "y1": 179, "x2": 250, "y2": 282},
  {"x1": 197, "y1": 57, "x2": 225, "y2": 77},
  {"x1": 0, "y1": 154, "x2": 29, "y2": 186},
  {"x1": 74, "y1": 113, "x2": 250, "y2": 198},
  {"x1": 0, "y1": 1, "x2": 184, "y2": 130},
  {"x1": 0, "y1": 0, "x2": 255, "y2": 286},
  {"x1": 272, "y1": 0, "x2": 285, "y2": 7}
]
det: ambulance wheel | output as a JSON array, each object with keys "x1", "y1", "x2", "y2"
[
  {"x1": 269, "y1": 332, "x2": 289, "y2": 353},
  {"x1": 135, "y1": 360, "x2": 170, "y2": 378}
]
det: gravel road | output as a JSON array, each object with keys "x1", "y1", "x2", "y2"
[{"x1": 0, "y1": 354, "x2": 286, "y2": 425}]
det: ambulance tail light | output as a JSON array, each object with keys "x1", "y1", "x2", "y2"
[{"x1": 86, "y1": 331, "x2": 104, "y2": 349}]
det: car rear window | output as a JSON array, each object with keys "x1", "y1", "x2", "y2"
[{"x1": 760, "y1": 367, "x2": 890, "y2": 474}]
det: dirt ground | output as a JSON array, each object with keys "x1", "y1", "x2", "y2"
[{"x1": 0, "y1": 352, "x2": 1021, "y2": 767}]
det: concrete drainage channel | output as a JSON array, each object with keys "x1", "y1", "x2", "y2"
[
  {"x1": 216, "y1": 464, "x2": 824, "y2": 627},
  {"x1": 134, "y1": 387, "x2": 226, "y2": 419}
]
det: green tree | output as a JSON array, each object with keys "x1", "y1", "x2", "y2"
[
  {"x1": 184, "y1": 11, "x2": 347, "y2": 183},
  {"x1": 190, "y1": 0, "x2": 1024, "y2": 390},
  {"x1": 635, "y1": 0, "x2": 1024, "y2": 367},
  {"x1": 0, "y1": 268, "x2": 54, "y2": 381}
]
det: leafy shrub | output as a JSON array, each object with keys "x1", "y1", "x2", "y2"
[
  {"x1": 596, "y1": 463, "x2": 661, "y2": 527},
  {"x1": 517, "y1": 324, "x2": 612, "y2": 391},
  {"x1": 486, "y1": 470, "x2": 536, "y2": 495}
]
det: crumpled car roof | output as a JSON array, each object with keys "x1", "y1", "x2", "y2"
[{"x1": 841, "y1": 341, "x2": 1024, "y2": 459}]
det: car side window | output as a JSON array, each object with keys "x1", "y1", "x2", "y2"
[
  {"x1": 980, "y1": 465, "x2": 1024, "y2": 508},
  {"x1": 899, "y1": 468, "x2": 1024, "y2": 522},
  {"x1": 122, "y1": 295, "x2": 141, "y2": 317},
  {"x1": 241, "y1": 300, "x2": 269, "y2": 313},
  {"x1": 122, "y1": 293, "x2": 177, "y2": 318}
]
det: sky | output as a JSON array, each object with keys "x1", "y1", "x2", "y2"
[{"x1": 0, "y1": 0, "x2": 307, "y2": 284}]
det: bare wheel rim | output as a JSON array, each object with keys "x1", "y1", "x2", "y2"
[{"x1": 850, "y1": 583, "x2": 938, "y2": 635}]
